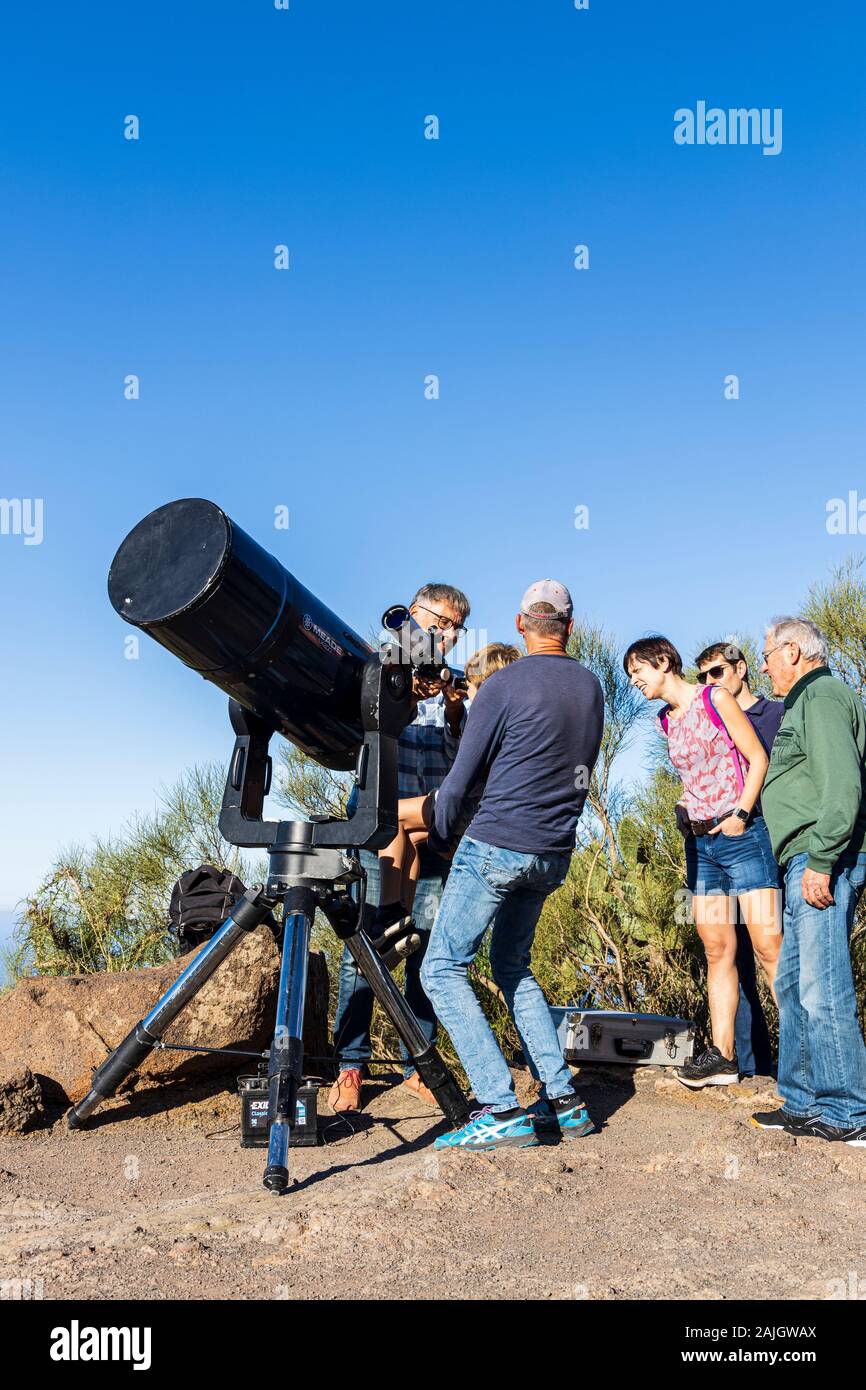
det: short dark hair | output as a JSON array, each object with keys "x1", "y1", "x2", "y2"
[
  {"x1": 522, "y1": 599, "x2": 570, "y2": 640},
  {"x1": 622, "y1": 634, "x2": 683, "y2": 677},
  {"x1": 695, "y1": 641, "x2": 750, "y2": 683}
]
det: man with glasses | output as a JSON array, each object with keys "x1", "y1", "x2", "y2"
[
  {"x1": 329, "y1": 583, "x2": 471, "y2": 1114},
  {"x1": 752, "y1": 618, "x2": 866, "y2": 1146},
  {"x1": 695, "y1": 642, "x2": 785, "y2": 1079}
]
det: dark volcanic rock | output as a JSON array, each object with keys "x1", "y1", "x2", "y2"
[{"x1": 0, "y1": 1067, "x2": 46, "y2": 1134}]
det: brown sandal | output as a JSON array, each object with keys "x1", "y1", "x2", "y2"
[
  {"x1": 400, "y1": 1073, "x2": 438, "y2": 1107},
  {"x1": 328, "y1": 1068, "x2": 363, "y2": 1112}
]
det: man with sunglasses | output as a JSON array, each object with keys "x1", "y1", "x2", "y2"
[
  {"x1": 329, "y1": 582, "x2": 471, "y2": 1115},
  {"x1": 752, "y1": 618, "x2": 866, "y2": 1146},
  {"x1": 695, "y1": 643, "x2": 785, "y2": 1080},
  {"x1": 695, "y1": 643, "x2": 786, "y2": 762}
]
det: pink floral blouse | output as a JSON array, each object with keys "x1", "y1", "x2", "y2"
[{"x1": 658, "y1": 694, "x2": 740, "y2": 821}]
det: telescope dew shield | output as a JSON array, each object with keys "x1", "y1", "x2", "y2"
[{"x1": 108, "y1": 498, "x2": 373, "y2": 770}]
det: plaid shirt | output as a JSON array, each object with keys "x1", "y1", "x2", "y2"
[
  {"x1": 347, "y1": 693, "x2": 463, "y2": 816},
  {"x1": 397, "y1": 693, "x2": 464, "y2": 797}
]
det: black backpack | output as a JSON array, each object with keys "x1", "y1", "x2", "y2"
[{"x1": 167, "y1": 865, "x2": 250, "y2": 955}]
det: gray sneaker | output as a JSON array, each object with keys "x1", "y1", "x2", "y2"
[{"x1": 678, "y1": 1045, "x2": 740, "y2": 1088}]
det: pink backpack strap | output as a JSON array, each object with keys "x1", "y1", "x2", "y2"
[{"x1": 702, "y1": 685, "x2": 747, "y2": 797}]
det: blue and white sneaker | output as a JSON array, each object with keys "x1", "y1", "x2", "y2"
[
  {"x1": 433, "y1": 1106, "x2": 539, "y2": 1151},
  {"x1": 529, "y1": 1090, "x2": 596, "y2": 1140}
]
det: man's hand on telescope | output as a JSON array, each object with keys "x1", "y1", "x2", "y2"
[
  {"x1": 411, "y1": 673, "x2": 466, "y2": 733},
  {"x1": 442, "y1": 680, "x2": 468, "y2": 734},
  {"x1": 412, "y1": 673, "x2": 446, "y2": 702}
]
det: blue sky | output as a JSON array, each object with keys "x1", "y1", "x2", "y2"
[{"x1": 1, "y1": 1, "x2": 864, "y2": 910}]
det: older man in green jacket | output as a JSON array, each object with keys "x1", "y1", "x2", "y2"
[{"x1": 753, "y1": 617, "x2": 866, "y2": 1146}]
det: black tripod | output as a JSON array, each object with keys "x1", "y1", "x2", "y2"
[{"x1": 67, "y1": 662, "x2": 470, "y2": 1193}]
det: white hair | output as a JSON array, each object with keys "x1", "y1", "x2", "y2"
[{"x1": 766, "y1": 616, "x2": 829, "y2": 666}]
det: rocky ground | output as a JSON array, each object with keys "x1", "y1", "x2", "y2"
[{"x1": 1, "y1": 1064, "x2": 864, "y2": 1302}]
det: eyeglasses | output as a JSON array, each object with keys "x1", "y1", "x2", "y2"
[
  {"x1": 761, "y1": 643, "x2": 784, "y2": 664},
  {"x1": 696, "y1": 664, "x2": 727, "y2": 685},
  {"x1": 414, "y1": 603, "x2": 466, "y2": 634}
]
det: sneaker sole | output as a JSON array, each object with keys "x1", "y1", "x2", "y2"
[
  {"x1": 678, "y1": 1072, "x2": 740, "y2": 1089},
  {"x1": 749, "y1": 1116, "x2": 795, "y2": 1133},
  {"x1": 528, "y1": 1112, "x2": 596, "y2": 1139},
  {"x1": 558, "y1": 1120, "x2": 597, "y2": 1140},
  {"x1": 792, "y1": 1129, "x2": 866, "y2": 1146},
  {"x1": 435, "y1": 1135, "x2": 539, "y2": 1152},
  {"x1": 467, "y1": 1136, "x2": 540, "y2": 1151}
]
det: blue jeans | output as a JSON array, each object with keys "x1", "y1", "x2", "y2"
[
  {"x1": 734, "y1": 921, "x2": 774, "y2": 1076},
  {"x1": 777, "y1": 850, "x2": 866, "y2": 1129},
  {"x1": 332, "y1": 846, "x2": 447, "y2": 1079},
  {"x1": 420, "y1": 835, "x2": 575, "y2": 1113}
]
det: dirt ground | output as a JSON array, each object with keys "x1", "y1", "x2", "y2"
[{"x1": 1, "y1": 1065, "x2": 864, "y2": 1302}]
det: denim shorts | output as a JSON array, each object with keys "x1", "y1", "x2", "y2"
[{"x1": 685, "y1": 814, "x2": 780, "y2": 896}]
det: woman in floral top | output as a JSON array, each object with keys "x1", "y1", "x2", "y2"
[{"x1": 624, "y1": 635, "x2": 782, "y2": 1089}]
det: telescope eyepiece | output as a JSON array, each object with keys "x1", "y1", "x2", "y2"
[{"x1": 381, "y1": 604, "x2": 411, "y2": 632}]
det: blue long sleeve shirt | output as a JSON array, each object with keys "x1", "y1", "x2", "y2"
[{"x1": 431, "y1": 653, "x2": 604, "y2": 855}]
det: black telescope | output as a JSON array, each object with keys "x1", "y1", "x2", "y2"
[
  {"x1": 70, "y1": 497, "x2": 472, "y2": 1184},
  {"x1": 107, "y1": 498, "x2": 373, "y2": 770}
]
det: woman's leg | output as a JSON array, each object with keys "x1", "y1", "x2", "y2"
[
  {"x1": 692, "y1": 893, "x2": 739, "y2": 1058},
  {"x1": 399, "y1": 795, "x2": 435, "y2": 907},
  {"x1": 712, "y1": 816, "x2": 782, "y2": 1003},
  {"x1": 402, "y1": 830, "x2": 427, "y2": 909},
  {"x1": 400, "y1": 794, "x2": 433, "y2": 834},
  {"x1": 376, "y1": 827, "x2": 408, "y2": 906},
  {"x1": 377, "y1": 795, "x2": 433, "y2": 907},
  {"x1": 738, "y1": 888, "x2": 783, "y2": 1002}
]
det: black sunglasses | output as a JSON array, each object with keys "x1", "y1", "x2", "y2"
[{"x1": 696, "y1": 664, "x2": 727, "y2": 685}]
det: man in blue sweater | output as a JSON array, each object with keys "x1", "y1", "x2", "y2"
[{"x1": 420, "y1": 581, "x2": 604, "y2": 1152}]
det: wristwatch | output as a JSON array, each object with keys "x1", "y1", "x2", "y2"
[{"x1": 732, "y1": 807, "x2": 750, "y2": 823}]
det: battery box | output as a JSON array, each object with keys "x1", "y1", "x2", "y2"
[{"x1": 238, "y1": 1074, "x2": 319, "y2": 1147}]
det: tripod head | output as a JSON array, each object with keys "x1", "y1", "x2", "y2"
[{"x1": 218, "y1": 655, "x2": 412, "y2": 855}]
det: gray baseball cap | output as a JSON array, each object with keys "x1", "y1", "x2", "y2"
[{"x1": 519, "y1": 579, "x2": 573, "y2": 620}]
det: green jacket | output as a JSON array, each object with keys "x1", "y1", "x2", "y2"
[{"x1": 762, "y1": 667, "x2": 866, "y2": 872}]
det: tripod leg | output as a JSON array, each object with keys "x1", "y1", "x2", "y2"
[
  {"x1": 263, "y1": 886, "x2": 314, "y2": 1194},
  {"x1": 345, "y1": 931, "x2": 470, "y2": 1130},
  {"x1": 67, "y1": 889, "x2": 275, "y2": 1128}
]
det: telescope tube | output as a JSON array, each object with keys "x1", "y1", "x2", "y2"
[{"x1": 108, "y1": 498, "x2": 373, "y2": 770}]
